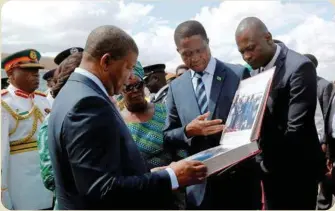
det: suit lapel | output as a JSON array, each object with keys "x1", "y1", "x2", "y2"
[
  {"x1": 265, "y1": 43, "x2": 288, "y2": 109},
  {"x1": 208, "y1": 60, "x2": 226, "y2": 120},
  {"x1": 272, "y1": 43, "x2": 287, "y2": 80}
]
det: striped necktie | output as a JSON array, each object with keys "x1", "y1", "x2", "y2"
[{"x1": 195, "y1": 72, "x2": 208, "y2": 114}]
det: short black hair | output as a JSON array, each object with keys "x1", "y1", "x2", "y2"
[
  {"x1": 174, "y1": 20, "x2": 208, "y2": 46},
  {"x1": 304, "y1": 54, "x2": 318, "y2": 68},
  {"x1": 84, "y1": 25, "x2": 138, "y2": 60}
]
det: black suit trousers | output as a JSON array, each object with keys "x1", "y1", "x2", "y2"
[
  {"x1": 263, "y1": 172, "x2": 318, "y2": 210},
  {"x1": 187, "y1": 159, "x2": 262, "y2": 210}
]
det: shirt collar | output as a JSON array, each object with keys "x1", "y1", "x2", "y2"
[
  {"x1": 263, "y1": 44, "x2": 281, "y2": 71},
  {"x1": 74, "y1": 67, "x2": 109, "y2": 96},
  {"x1": 191, "y1": 56, "x2": 216, "y2": 78},
  {"x1": 7, "y1": 84, "x2": 35, "y2": 99}
]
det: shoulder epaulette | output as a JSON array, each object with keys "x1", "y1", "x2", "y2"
[
  {"x1": 34, "y1": 90, "x2": 47, "y2": 97},
  {"x1": 1, "y1": 89, "x2": 8, "y2": 96}
]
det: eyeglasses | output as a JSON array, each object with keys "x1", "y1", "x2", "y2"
[{"x1": 123, "y1": 81, "x2": 144, "y2": 93}]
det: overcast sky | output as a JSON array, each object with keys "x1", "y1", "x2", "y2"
[{"x1": 2, "y1": 0, "x2": 335, "y2": 80}]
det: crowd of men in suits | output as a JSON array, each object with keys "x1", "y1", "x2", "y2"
[{"x1": 1, "y1": 16, "x2": 335, "y2": 210}]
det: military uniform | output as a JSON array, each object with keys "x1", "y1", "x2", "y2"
[
  {"x1": 151, "y1": 84, "x2": 169, "y2": 104},
  {"x1": 143, "y1": 64, "x2": 168, "y2": 104},
  {"x1": 54, "y1": 47, "x2": 83, "y2": 65},
  {"x1": 43, "y1": 68, "x2": 56, "y2": 106},
  {"x1": 1, "y1": 49, "x2": 53, "y2": 210}
]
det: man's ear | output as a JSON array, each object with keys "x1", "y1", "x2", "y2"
[
  {"x1": 101, "y1": 53, "x2": 112, "y2": 71},
  {"x1": 265, "y1": 32, "x2": 273, "y2": 44}
]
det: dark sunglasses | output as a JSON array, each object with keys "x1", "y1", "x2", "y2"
[{"x1": 123, "y1": 81, "x2": 144, "y2": 93}]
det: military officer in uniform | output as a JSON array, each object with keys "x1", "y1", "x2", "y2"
[
  {"x1": 53, "y1": 47, "x2": 84, "y2": 65},
  {"x1": 42, "y1": 68, "x2": 56, "y2": 105},
  {"x1": 1, "y1": 49, "x2": 53, "y2": 210},
  {"x1": 143, "y1": 64, "x2": 169, "y2": 104}
]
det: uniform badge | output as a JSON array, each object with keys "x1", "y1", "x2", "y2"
[
  {"x1": 70, "y1": 48, "x2": 79, "y2": 54},
  {"x1": 44, "y1": 108, "x2": 51, "y2": 114},
  {"x1": 29, "y1": 50, "x2": 37, "y2": 60}
]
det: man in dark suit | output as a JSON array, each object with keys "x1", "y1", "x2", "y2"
[
  {"x1": 163, "y1": 20, "x2": 261, "y2": 210},
  {"x1": 304, "y1": 54, "x2": 333, "y2": 116},
  {"x1": 235, "y1": 17, "x2": 325, "y2": 210},
  {"x1": 303, "y1": 53, "x2": 334, "y2": 210},
  {"x1": 47, "y1": 25, "x2": 207, "y2": 210},
  {"x1": 323, "y1": 90, "x2": 335, "y2": 208}
]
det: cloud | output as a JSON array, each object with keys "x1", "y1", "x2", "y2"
[{"x1": 1, "y1": 0, "x2": 335, "y2": 80}]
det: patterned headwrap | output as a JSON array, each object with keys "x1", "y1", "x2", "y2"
[
  {"x1": 114, "y1": 61, "x2": 144, "y2": 110},
  {"x1": 133, "y1": 61, "x2": 145, "y2": 80}
]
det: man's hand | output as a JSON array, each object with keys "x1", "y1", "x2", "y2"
[
  {"x1": 321, "y1": 144, "x2": 327, "y2": 153},
  {"x1": 326, "y1": 159, "x2": 333, "y2": 179},
  {"x1": 169, "y1": 160, "x2": 207, "y2": 188},
  {"x1": 185, "y1": 112, "x2": 225, "y2": 137}
]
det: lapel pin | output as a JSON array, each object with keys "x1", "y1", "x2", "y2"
[{"x1": 216, "y1": 76, "x2": 222, "y2": 81}]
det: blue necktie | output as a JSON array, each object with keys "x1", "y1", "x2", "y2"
[
  {"x1": 195, "y1": 72, "x2": 208, "y2": 114},
  {"x1": 186, "y1": 72, "x2": 208, "y2": 207}
]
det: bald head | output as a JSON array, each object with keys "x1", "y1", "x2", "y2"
[
  {"x1": 235, "y1": 17, "x2": 276, "y2": 70},
  {"x1": 235, "y1": 17, "x2": 269, "y2": 37},
  {"x1": 84, "y1": 25, "x2": 138, "y2": 60}
]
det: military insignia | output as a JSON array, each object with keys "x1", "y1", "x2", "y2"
[
  {"x1": 19, "y1": 111, "x2": 29, "y2": 115},
  {"x1": 34, "y1": 90, "x2": 47, "y2": 97},
  {"x1": 44, "y1": 108, "x2": 51, "y2": 114},
  {"x1": 70, "y1": 48, "x2": 79, "y2": 54},
  {"x1": 29, "y1": 51, "x2": 37, "y2": 60}
]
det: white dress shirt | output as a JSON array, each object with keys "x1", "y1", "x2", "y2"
[
  {"x1": 260, "y1": 44, "x2": 281, "y2": 72},
  {"x1": 258, "y1": 44, "x2": 281, "y2": 173},
  {"x1": 74, "y1": 68, "x2": 179, "y2": 190}
]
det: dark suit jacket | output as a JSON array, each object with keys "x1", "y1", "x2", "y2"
[
  {"x1": 324, "y1": 91, "x2": 335, "y2": 162},
  {"x1": 48, "y1": 72, "x2": 173, "y2": 210},
  {"x1": 253, "y1": 43, "x2": 325, "y2": 178},
  {"x1": 163, "y1": 59, "x2": 262, "y2": 209},
  {"x1": 317, "y1": 76, "x2": 333, "y2": 117},
  {"x1": 163, "y1": 59, "x2": 250, "y2": 154}
]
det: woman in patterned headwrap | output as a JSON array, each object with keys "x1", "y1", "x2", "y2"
[{"x1": 120, "y1": 61, "x2": 187, "y2": 209}]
